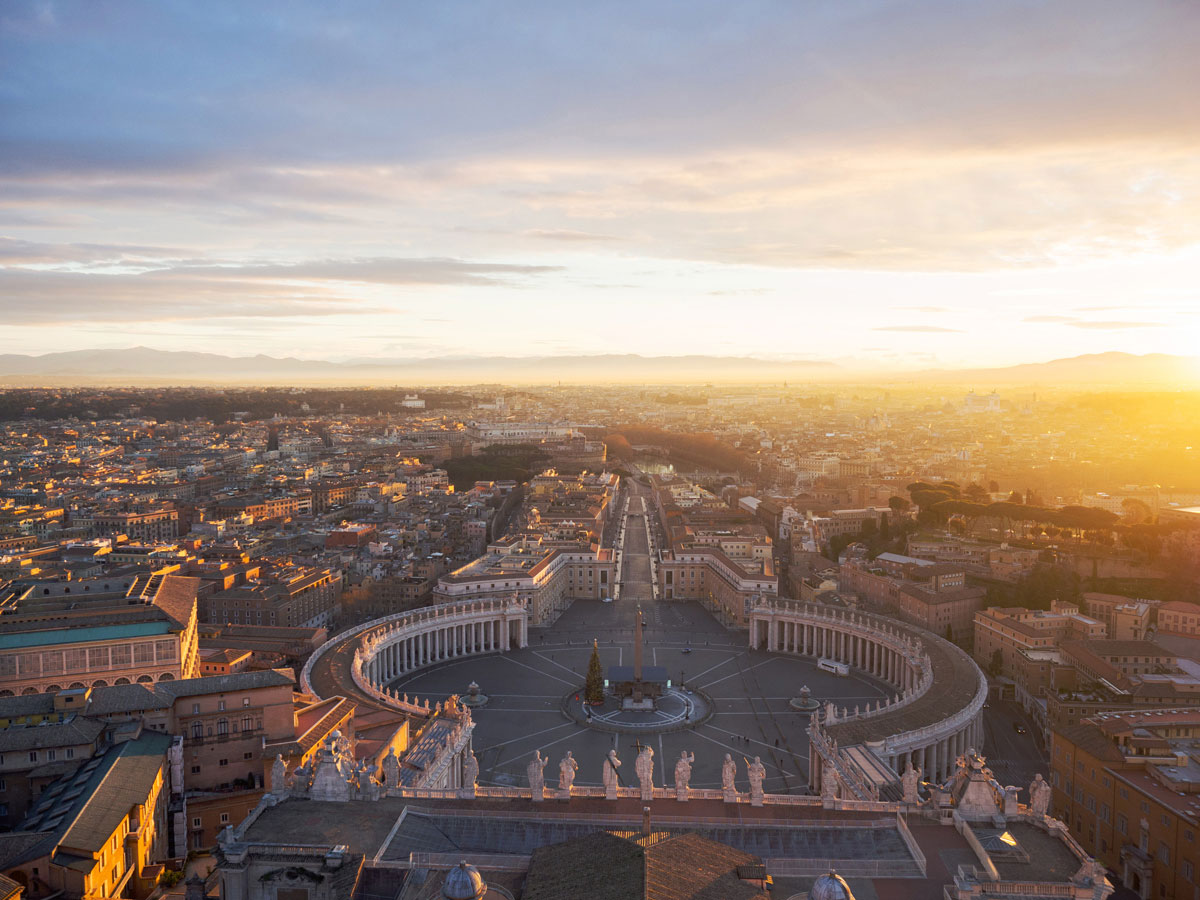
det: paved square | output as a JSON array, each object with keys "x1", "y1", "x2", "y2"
[{"x1": 388, "y1": 597, "x2": 891, "y2": 795}]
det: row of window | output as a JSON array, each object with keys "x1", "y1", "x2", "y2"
[
  {"x1": 189, "y1": 717, "x2": 261, "y2": 739},
  {"x1": 0, "y1": 747, "x2": 77, "y2": 766}
]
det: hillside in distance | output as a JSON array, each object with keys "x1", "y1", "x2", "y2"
[
  {"x1": 0, "y1": 347, "x2": 1195, "y2": 386},
  {"x1": 0, "y1": 347, "x2": 836, "y2": 385},
  {"x1": 909, "y1": 352, "x2": 1200, "y2": 386}
]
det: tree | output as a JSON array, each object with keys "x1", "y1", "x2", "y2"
[
  {"x1": 585, "y1": 639, "x2": 605, "y2": 704},
  {"x1": 988, "y1": 648, "x2": 1004, "y2": 677},
  {"x1": 879, "y1": 512, "x2": 891, "y2": 541},
  {"x1": 964, "y1": 483, "x2": 989, "y2": 503},
  {"x1": 1009, "y1": 490, "x2": 1024, "y2": 504},
  {"x1": 988, "y1": 480, "x2": 999, "y2": 493},
  {"x1": 888, "y1": 495, "x2": 911, "y2": 513}
]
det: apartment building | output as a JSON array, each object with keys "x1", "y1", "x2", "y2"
[
  {"x1": 433, "y1": 535, "x2": 615, "y2": 624},
  {"x1": 659, "y1": 546, "x2": 778, "y2": 627},
  {"x1": 1051, "y1": 709, "x2": 1200, "y2": 898}
]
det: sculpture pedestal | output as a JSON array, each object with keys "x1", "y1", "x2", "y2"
[
  {"x1": 750, "y1": 790, "x2": 764, "y2": 807},
  {"x1": 723, "y1": 789, "x2": 739, "y2": 804},
  {"x1": 675, "y1": 786, "x2": 688, "y2": 802}
]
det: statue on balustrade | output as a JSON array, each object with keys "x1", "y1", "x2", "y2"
[
  {"x1": 603, "y1": 749, "x2": 622, "y2": 799},
  {"x1": 528, "y1": 750, "x2": 548, "y2": 800},
  {"x1": 462, "y1": 751, "x2": 479, "y2": 798},
  {"x1": 558, "y1": 751, "x2": 578, "y2": 796},
  {"x1": 1029, "y1": 773, "x2": 1051, "y2": 818},
  {"x1": 635, "y1": 745, "x2": 655, "y2": 800},
  {"x1": 747, "y1": 756, "x2": 766, "y2": 805},
  {"x1": 821, "y1": 764, "x2": 838, "y2": 800},
  {"x1": 382, "y1": 747, "x2": 400, "y2": 790},
  {"x1": 674, "y1": 751, "x2": 694, "y2": 800},
  {"x1": 722, "y1": 754, "x2": 738, "y2": 802},
  {"x1": 901, "y1": 762, "x2": 922, "y2": 804}
]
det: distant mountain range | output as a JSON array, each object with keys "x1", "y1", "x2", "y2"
[
  {"x1": 907, "y1": 352, "x2": 1200, "y2": 386},
  {"x1": 0, "y1": 347, "x2": 1195, "y2": 386}
]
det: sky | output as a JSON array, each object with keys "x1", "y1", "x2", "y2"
[{"x1": 2, "y1": 0, "x2": 1200, "y2": 371}]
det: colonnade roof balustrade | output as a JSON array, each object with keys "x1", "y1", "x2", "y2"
[{"x1": 751, "y1": 601, "x2": 986, "y2": 752}]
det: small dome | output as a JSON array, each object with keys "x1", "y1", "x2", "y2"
[
  {"x1": 810, "y1": 869, "x2": 855, "y2": 900},
  {"x1": 442, "y1": 861, "x2": 486, "y2": 900}
]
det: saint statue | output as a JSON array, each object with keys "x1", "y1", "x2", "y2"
[
  {"x1": 462, "y1": 751, "x2": 479, "y2": 797},
  {"x1": 382, "y1": 747, "x2": 400, "y2": 790},
  {"x1": 602, "y1": 749, "x2": 622, "y2": 799},
  {"x1": 1029, "y1": 773, "x2": 1051, "y2": 818},
  {"x1": 821, "y1": 764, "x2": 838, "y2": 800},
  {"x1": 635, "y1": 745, "x2": 655, "y2": 800},
  {"x1": 271, "y1": 754, "x2": 288, "y2": 796},
  {"x1": 674, "y1": 751, "x2": 694, "y2": 799},
  {"x1": 901, "y1": 761, "x2": 922, "y2": 804},
  {"x1": 722, "y1": 754, "x2": 737, "y2": 796},
  {"x1": 748, "y1": 756, "x2": 766, "y2": 804},
  {"x1": 528, "y1": 750, "x2": 548, "y2": 800},
  {"x1": 558, "y1": 751, "x2": 578, "y2": 795}
]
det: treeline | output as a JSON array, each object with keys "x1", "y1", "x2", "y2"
[
  {"x1": 601, "y1": 425, "x2": 751, "y2": 474},
  {"x1": 909, "y1": 481, "x2": 1119, "y2": 531},
  {"x1": 0, "y1": 388, "x2": 474, "y2": 423}
]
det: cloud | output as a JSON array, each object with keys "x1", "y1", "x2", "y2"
[
  {"x1": 0, "y1": 237, "x2": 191, "y2": 265},
  {"x1": 872, "y1": 325, "x2": 963, "y2": 333},
  {"x1": 1066, "y1": 320, "x2": 1167, "y2": 330},
  {"x1": 159, "y1": 257, "x2": 561, "y2": 286},
  {"x1": 894, "y1": 306, "x2": 950, "y2": 313},
  {"x1": 0, "y1": 268, "x2": 384, "y2": 325},
  {"x1": 1024, "y1": 315, "x2": 1079, "y2": 323},
  {"x1": 523, "y1": 229, "x2": 623, "y2": 242}
]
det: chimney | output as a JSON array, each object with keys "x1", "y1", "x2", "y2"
[{"x1": 642, "y1": 806, "x2": 651, "y2": 836}]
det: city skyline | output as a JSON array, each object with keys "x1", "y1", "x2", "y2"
[{"x1": 3, "y1": 1, "x2": 1200, "y2": 371}]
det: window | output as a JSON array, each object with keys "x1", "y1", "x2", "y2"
[
  {"x1": 47, "y1": 750, "x2": 56, "y2": 762},
  {"x1": 1117, "y1": 814, "x2": 1128, "y2": 834},
  {"x1": 218, "y1": 700, "x2": 226, "y2": 711},
  {"x1": 0, "y1": 779, "x2": 5, "y2": 791},
  {"x1": 244, "y1": 752, "x2": 254, "y2": 760},
  {"x1": 192, "y1": 817, "x2": 201, "y2": 828},
  {"x1": 191, "y1": 722, "x2": 202, "y2": 739},
  {"x1": 192, "y1": 703, "x2": 200, "y2": 714},
  {"x1": 220, "y1": 813, "x2": 229, "y2": 824},
  {"x1": 28, "y1": 751, "x2": 36, "y2": 763},
  {"x1": 1160, "y1": 842, "x2": 1171, "y2": 865},
  {"x1": 242, "y1": 698, "x2": 250, "y2": 707},
  {"x1": 217, "y1": 719, "x2": 228, "y2": 736},
  {"x1": 191, "y1": 766, "x2": 200, "y2": 774},
  {"x1": 1185, "y1": 860, "x2": 1195, "y2": 882},
  {"x1": 66, "y1": 748, "x2": 74, "y2": 759},
  {"x1": 219, "y1": 759, "x2": 228, "y2": 767}
]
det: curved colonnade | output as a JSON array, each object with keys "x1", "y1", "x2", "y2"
[
  {"x1": 748, "y1": 601, "x2": 987, "y2": 798},
  {"x1": 301, "y1": 597, "x2": 529, "y2": 700}
]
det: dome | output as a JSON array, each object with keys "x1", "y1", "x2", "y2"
[
  {"x1": 442, "y1": 861, "x2": 486, "y2": 900},
  {"x1": 810, "y1": 869, "x2": 855, "y2": 900}
]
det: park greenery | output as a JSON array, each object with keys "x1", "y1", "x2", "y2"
[
  {"x1": 600, "y1": 425, "x2": 752, "y2": 474},
  {"x1": 442, "y1": 443, "x2": 549, "y2": 490}
]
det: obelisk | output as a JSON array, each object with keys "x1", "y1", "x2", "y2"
[{"x1": 634, "y1": 605, "x2": 644, "y2": 682}]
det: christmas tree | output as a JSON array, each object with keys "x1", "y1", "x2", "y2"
[{"x1": 585, "y1": 638, "x2": 604, "y2": 704}]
